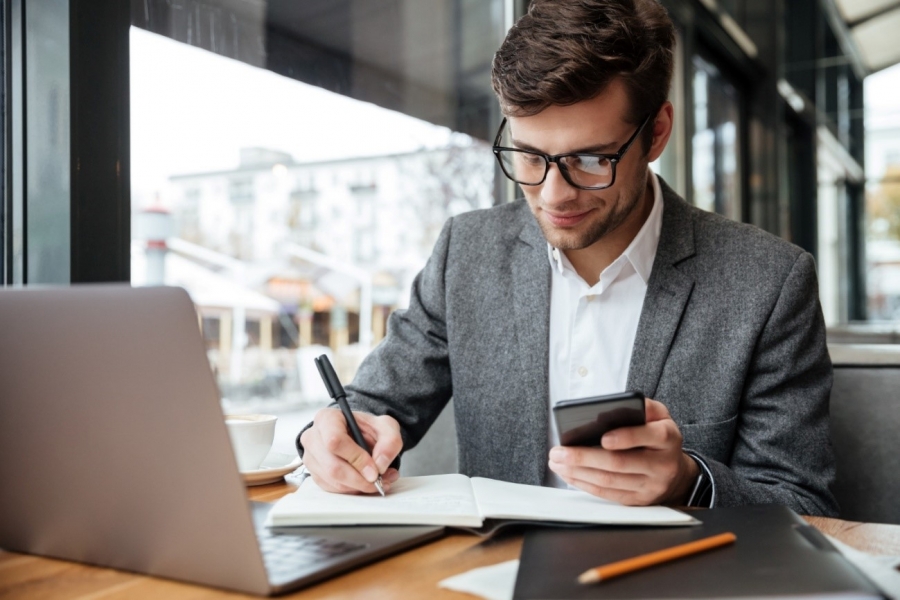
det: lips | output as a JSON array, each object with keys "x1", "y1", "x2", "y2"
[{"x1": 544, "y1": 209, "x2": 592, "y2": 228}]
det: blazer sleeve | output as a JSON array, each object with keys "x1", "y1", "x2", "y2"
[{"x1": 688, "y1": 252, "x2": 839, "y2": 516}]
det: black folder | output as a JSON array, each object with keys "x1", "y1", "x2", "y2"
[{"x1": 513, "y1": 505, "x2": 885, "y2": 599}]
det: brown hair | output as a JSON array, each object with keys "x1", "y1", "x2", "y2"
[{"x1": 491, "y1": 0, "x2": 676, "y2": 152}]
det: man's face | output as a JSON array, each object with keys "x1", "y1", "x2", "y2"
[{"x1": 506, "y1": 80, "x2": 653, "y2": 251}]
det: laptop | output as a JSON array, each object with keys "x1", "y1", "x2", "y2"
[{"x1": 0, "y1": 285, "x2": 443, "y2": 596}]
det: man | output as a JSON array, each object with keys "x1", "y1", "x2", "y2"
[{"x1": 298, "y1": 0, "x2": 838, "y2": 515}]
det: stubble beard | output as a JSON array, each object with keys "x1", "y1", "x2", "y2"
[{"x1": 534, "y1": 173, "x2": 647, "y2": 251}]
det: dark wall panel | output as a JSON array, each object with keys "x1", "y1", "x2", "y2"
[{"x1": 70, "y1": 0, "x2": 131, "y2": 282}]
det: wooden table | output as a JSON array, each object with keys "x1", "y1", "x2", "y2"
[{"x1": 2, "y1": 481, "x2": 899, "y2": 599}]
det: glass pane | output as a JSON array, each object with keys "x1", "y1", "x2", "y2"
[
  {"x1": 691, "y1": 54, "x2": 742, "y2": 221},
  {"x1": 650, "y1": 30, "x2": 686, "y2": 196},
  {"x1": 864, "y1": 63, "x2": 900, "y2": 322},
  {"x1": 130, "y1": 0, "x2": 505, "y2": 452},
  {"x1": 25, "y1": 0, "x2": 70, "y2": 284},
  {"x1": 817, "y1": 148, "x2": 846, "y2": 326}
]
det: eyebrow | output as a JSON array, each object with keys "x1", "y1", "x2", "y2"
[{"x1": 509, "y1": 137, "x2": 620, "y2": 154}]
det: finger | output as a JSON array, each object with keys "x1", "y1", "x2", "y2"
[
  {"x1": 547, "y1": 460, "x2": 645, "y2": 492},
  {"x1": 550, "y1": 445, "x2": 648, "y2": 474},
  {"x1": 378, "y1": 468, "x2": 401, "y2": 493},
  {"x1": 552, "y1": 468, "x2": 642, "y2": 504},
  {"x1": 382, "y1": 467, "x2": 400, "y2": 484},
  {"x1": 598, "y1": 399, "x2": 670, "y2": 450},
  {"x1": 354, "y1": 413, "x2": 385, "y2": 445},
  {"x1": 303, "y1": 449, "x2": 371, "y2": 494},
  {"x1": 602, "y1": 419, "x2": 680, "y2": 451},
  {"x1": 306, "y1": 472, "x2": 357, "y2": 494},
  {"x1": 355, "y1": 414, "x2": 403, "y2": 474},
  {"x1": 563, "y1": 475, "x2": 645, "y2": 505},
  {"x1": 306, "y1": 428, "x2": 379, "y2": 494},
  {"x1": 307, "y1": 473, "x2": 356, "y2": 494},
  {"x1": 315, "y1": 410, "x2": 381, "y2": 483}
]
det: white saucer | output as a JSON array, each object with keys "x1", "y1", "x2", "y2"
[{"x1": 240, "y1": 451, "x2": 302, "y2": 486}]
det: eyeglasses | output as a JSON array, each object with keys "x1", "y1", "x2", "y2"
[{"x1": 491, "y1": 113, "x2": 652, "y2": 191}]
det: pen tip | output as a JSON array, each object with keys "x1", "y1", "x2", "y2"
[{"x1": 374, "y1": 477, "x2": 386, "y2": 497}]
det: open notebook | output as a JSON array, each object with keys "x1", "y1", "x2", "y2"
[{"x1": 267, "y1": 474, "x2": 697, "y2": 528}]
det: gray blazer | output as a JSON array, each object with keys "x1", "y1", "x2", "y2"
[{"x1": 341, "y1": 180, "x2": 838, "y2": 517}]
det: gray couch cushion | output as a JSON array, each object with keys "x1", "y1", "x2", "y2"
[{"x1": 830, "y1": 365, "x2": 900, "y2": 525}]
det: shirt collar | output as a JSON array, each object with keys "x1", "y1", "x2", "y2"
[{"x1": 547, "y1": 170, "x2": 664, "y2": 285}]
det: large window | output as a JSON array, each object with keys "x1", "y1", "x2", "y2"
[
  {"x1": 2, "y1": 0, "x2": 72, "y2": 285},
  {"x1": 691, "y1": 53, "x2": 742, "y2": 220},
  {"x1": 130, "y1": 1, "x2": 509, "y2": 433},
  {"x1": 864, "y1": 63, "x2": 900, "y2": 322}
]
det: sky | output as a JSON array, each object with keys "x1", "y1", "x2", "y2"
[{"x1": 130, "y1": 27, "x2": 459, "y2": 206}]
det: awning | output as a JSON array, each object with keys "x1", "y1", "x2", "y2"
[{"x1": 132, "y1": 242, "x2": 281, "y2": 314}]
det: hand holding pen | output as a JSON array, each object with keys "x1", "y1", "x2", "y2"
[{"x1": 309, "y1": 355, "x2": 401, "y2": 495}]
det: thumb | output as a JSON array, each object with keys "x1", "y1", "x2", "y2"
[
  {"x1": 356, "y1": 413, "x2": 403, "y2": 474},
  {"x1": 644, "y1": 398, "x2": 672, "y2": 422}
]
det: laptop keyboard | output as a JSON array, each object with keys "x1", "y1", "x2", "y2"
[{"x1": 258, "y1": 528, "x2": 368, "y2": 581}]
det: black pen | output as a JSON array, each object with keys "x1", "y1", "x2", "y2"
[{"x1": 314, "y1": 354, "x2": 385, "y2": 496}]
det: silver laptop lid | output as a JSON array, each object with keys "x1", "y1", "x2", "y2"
[{"x1": 0, "y1": 285, "x2": 270, "y2": 596}]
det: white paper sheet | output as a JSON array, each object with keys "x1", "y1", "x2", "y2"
[
  {"x1": 471, "y1": 477, "x2": 697, "y2": 525},
  {"x1": 826, "y1": 534, "x2": 900, "y2": 597},
  {"x1": 438, "y1": 559, "x2": 519, "y2": 600},
  {"x1": 267, "y1": 474, "x2": 483, "y2": 527}
]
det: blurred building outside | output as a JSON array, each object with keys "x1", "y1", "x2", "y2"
[
  {"x1": 133, "y1": 142, "x2": 493, "y2": 413},
  {"x1": 128, "y1": 22, "x2": 499, "y2": 415}
]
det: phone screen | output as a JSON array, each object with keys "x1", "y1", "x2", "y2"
[{"x1": 553, "y1": 391, "x2": 646, "y2": 446}]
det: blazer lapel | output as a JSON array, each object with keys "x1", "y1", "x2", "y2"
[
  {"x1": 511, "y1": 214, "x2": 552, "y2": 484},
  {"x1": 627, "y1": 181, "x2": 696, "y2": 400}
]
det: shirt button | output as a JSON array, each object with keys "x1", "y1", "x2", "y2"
[
  {"x1": 578, "y1": 366, "x2": 588, "y2": 377},
  {"x1": 586, "y1": 294, "x2": 595, "y2": 302}
]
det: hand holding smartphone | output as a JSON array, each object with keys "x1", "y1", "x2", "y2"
[{"x1": 553, "y1": 391, "x2": 646, "y2": 446}]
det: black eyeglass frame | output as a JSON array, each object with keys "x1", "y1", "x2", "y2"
[{"x1": 491, "y1": 112, "x2": 653, "y2": 191}]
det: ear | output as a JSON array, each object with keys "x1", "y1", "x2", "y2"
[{"x1": 646, "y1": 101, "x2": 674, "y2": 163}]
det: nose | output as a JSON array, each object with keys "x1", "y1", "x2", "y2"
[{"x1": 540, "y1": 163, "x2": 578, "y2": 206}]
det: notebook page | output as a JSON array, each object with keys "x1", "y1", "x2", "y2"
[
  {"x1": 470, "y1": 477, "x2": 697, "y2": 526},
  {"x1": 267, "y1": 474, "x2": 483, "y2": 527}
]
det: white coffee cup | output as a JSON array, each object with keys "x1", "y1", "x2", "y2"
[{"x1": 225, "y1": 414, "x2": 277, "y2": 472}]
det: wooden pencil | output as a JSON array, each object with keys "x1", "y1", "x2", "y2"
[{"x1": 577, "y1": 532, "x2": 737, "y2": 584}]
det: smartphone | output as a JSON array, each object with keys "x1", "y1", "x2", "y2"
[{"x1": 553, "y1": 391, "x2": 646, "y2": 446}]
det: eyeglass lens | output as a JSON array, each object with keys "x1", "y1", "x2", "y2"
[{"x1": 497, "y1": 150, "x2": 614, "y2": 187}]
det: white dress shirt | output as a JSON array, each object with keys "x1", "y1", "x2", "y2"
[{"x1": 545, "y1": 171, "x2": 664, "y2": 488}]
